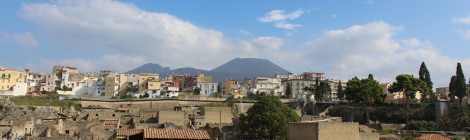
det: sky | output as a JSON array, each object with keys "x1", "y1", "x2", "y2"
[{"x1": 1, "y1": 0, "x2": 470, "y2": 88}]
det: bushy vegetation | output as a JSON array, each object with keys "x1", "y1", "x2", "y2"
[
  {"x1": 205, "y1": 102, "x2": 227, "y2": 107},
  {"x1": 10, "y1": 94, "x2": 79, "y2": 110},
  {"x1": 240, "y1": 95, "x2": 300, "y2": 139},
  {"x1": 408, "y1": 120, "x2": 438, "y2": 131},
  {"x1": 328, "y1": 103, "x2": 435, "y2": 124}
]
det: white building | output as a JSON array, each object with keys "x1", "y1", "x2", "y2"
[
  {"x1": 195, "y1": 82, "x2": 219, "y2": 97},
  {"x1": 242, "y1": 77, "x2": 283, "y2": 96},
  {"x1": 282, "y1": 79, "x2": 316, "y2": 99}
]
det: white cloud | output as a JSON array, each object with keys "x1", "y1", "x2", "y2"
[
  {"x1": 402, "y1": 38, "x2": 421, "y2": 47},
  {"x1": 275, "y1": 21, "x2": 302, "y2": 30},
  {"x1": 297, "y1": 21, "x2": 470, "y2": 88},
  {"x1": 250, "y1": 37, "x2": 284, "y2": 51},
  {"x1": 20, "y1": 0, "x2": 288, "y2": 70},
  {"x1": 21, "y1": 0, "x2": 234, "y2": 70},
  {"x1": 41, "y1": 54, "x2": 148, "y2": 73},
  {"x1": 453, "y1": 16, "x2": 470, "y2": 24},
  {"x1": 239, "y1": 30, "x2": 252, "y2": 36},
  {"x1": 0, "y1": 31, "x2": 38, "y2": 47},
  {"x1": 258, "y1": 9, "x2": 304, "y2": 30},
  {"x1": 457, "y1": 30, "x2": 470, "y2": 40}
]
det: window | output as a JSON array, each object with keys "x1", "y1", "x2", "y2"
[
  {"x1": 65, "y1": 130, "x2": 70, "y2": 134},
  {"x1": 112, "y1": 114, "x2": 115, "y2": 117},
  {"x1": 96, "y1": 114, "x2": 98, "y2": 116}
]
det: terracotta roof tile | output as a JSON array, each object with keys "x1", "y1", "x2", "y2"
[
  {"x1": 416, "y1": 134, "x2": 450, "y2": 140},
  {"x1": 144, "y1": 128, "x2": 210, "y2": 139},
  {"x1": 103, "y1": 120, "x2": 118, "y2": 125},
  {"x1": 117, "y1": 108, "x2": 128, "y2": 111},
  {"x1": 117, "y1": 129, "x2": 143, "y2": 136}
]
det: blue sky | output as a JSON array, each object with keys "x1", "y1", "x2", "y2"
[{"x1": 1, "y1": 0, "x2": 470, "y2": 88}]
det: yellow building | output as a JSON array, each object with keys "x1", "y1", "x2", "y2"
[
  {"x1": 138, "y1": 73, "x2": 159, "y2": 92},
  {"x1": 0, "y1": 68, "x2": 27, "y2": 91},
  {"x1": 224, "y1": 80, "x2": 240, "y2": 95},
  {"x1": 148, "y1": 81, "x2": 161, "y2": 90},
  {"x1": 118, "y1": 73, "x2": 128, "y2": 94},
  {"x1": 196, "y1": 73, "x2": 212, "y2": 83}
]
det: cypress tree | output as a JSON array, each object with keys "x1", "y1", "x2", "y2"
[
  {"x1": 419, "y1": 62, "x2": 433, "y2": 100},
  {"x1": 285, "y1": 83, "x2": 292, "y2": 98},
  {"x1": 368, "y1": 74, "x2": 374, "y2": 80},
  {"x1": 337, "y1": 81, "x2": 344, "y2": 101},
  {"x1": 450, "y1": 63, "x2": 467, "y2": 104}
]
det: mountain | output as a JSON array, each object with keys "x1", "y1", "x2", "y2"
[
  {"x1": 127, "y1": 58, "x2": 289, "y2": 82},
  {"x1": 163, "y1": 67, "x2": 209, "y2": 76},
  {"x1": 127, "y1": 63, "x2": 170, "y2": 74},
  {"x1": 210, "y1": 58, "x2": 289, "y2": 81}
]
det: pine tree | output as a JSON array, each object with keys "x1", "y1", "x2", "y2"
[{"x1": 419, "y1": 62, "x2": 433, "y2": 101}]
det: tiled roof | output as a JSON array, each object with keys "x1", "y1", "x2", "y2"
[
  {"x1": 416, "y1": 134, "x2": 450, "y2": 140},
  {"x1": 116, "y1": 129, "x2": 143, "y2": 136},
  {"x1": 117, "y1": 108, "x2": 128, "y2": 111},
  {"x1": 103, "y1": 120, "x2": 118, "y2": 125},
  {"x1": 144, "y1": 128, "x2": 210, "y2": 139},
  {"x1": 379, "y1": 83, "x2": 390, "y2": 86}
]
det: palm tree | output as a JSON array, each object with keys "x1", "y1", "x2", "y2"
[
  {"x1": 456, "y1": 104, "x2": 470, "y2": 131},
  {"x1": 440, "y1": 112, "x2": 452, "y2": 131}
]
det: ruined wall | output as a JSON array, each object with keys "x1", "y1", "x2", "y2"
[
  {"x1": 317, "y1": 122, "x2": 361, "y2": 140},
  {"x1": 158, "y1": 111, "x2": 185, "y2": 126},
  {"x1": 360, "y1": 132, "x2": 380, "y2": 140},
  {"x1": 203, "y1": 107, "x2": 233, "y2": 124},
  {"x1": 288, "y1": 122, "x2": 378, "y2": 140},
  {"x1": 288, "y1": 122, "x2": 318, "y2": 140}
]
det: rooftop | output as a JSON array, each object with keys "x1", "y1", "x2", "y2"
[{"x1": 143, "y1": 128, "x2": 210, "y2": 139}]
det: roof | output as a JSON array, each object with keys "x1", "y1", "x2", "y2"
[
  {"x1": 379, "y1": 83, "x2": 390, "y2": 87},
  {"x1": 416, "y1": 134, "x2": 450, "y2": 140},
  {"x1": 144, "y1": 128, "x2": 210, "y2": 139},
  {"x1": 103, "y1": 120, "x2": 118, "y2": 125},
  {"x1": 65, "y1": 67, "x2": 77, "y2": 70},
  {"x1": 117, "y1": 129, "x2": 143, "y2": 136},
  {"x1": 117, "y1": 108, "x2": 128, "y2": 111}
]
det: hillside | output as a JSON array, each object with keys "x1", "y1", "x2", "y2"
[{"x1": 127, "y1": 58, "x2": 289, "y2": 82}]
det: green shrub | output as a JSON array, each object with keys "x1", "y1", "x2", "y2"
[{"x1": 408, "y1": 120, "x2": 438, "y2": 131}]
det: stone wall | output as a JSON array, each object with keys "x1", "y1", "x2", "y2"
[
  {"x1": 203, "y1": 107, "x2": 233, "y2": 124},
  {"x1": 288, "y1": 121, "x2": 379, "y2": 140},
  {"x1": 158, "y1": 111, "x2": 185, "y2": 126}
]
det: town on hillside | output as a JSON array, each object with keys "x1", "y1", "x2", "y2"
[{"x1": 0, "y1": 62, "x2": 468, "y2": 140}]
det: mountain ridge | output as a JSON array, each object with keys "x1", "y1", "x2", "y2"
[{"x1": 126, "y1": 58, "x2": 289, "y2": 82}]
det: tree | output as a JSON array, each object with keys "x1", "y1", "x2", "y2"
[
  {"x1": 193, "y1": 87, "x2": 201, "y2": 95},
  {"x1": 368, "y1": 74, "x2": 374, "y2": 80},
  {"x1": 337, "y1": 81, "x2": 344, "y2": 101},
  {"x1": 239, "y1": 95, "x2": 300, "y2": 139},
  {"x1": 285, "y1": 83, "x2": 292, "y2": 98},
  {"x1": 388, "y1": 74, "x2": 428, "y2": 130},
  {"x1": 456, "y1": 104, "x2": 470, "y2": 131},
  {"x1": 419, "y1": 62, "x2": 433, "y2": 101},
  {"x1": 303, "y1": 78, "x2": 331, "y2": 101},
  {"x1": 449, "y1": 76, "x2": 457, "y2": 102},
  {"x1": 440, "y1": 112, "x2": 452, "y2": 131},
  {"x1": 344, "y1": 78, "x2": 385, "y2": 124},
  {"x1": 449, "y1": 63, "x2": 467, "y2": 104}
]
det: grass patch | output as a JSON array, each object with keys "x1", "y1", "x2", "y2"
[
  {"x1": 10, "y1": 95, "x2": 79, "y2": 109},
  {"x1": 377, "y1": 129, "x2": 396, "y2": 134},
  {"x1": 205, "y1": 102, "x2": 227, "y2": 107}
]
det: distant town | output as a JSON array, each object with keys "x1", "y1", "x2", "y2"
[{"x1": 0, "y1": 61, "x2": 468, "y2": 140}]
